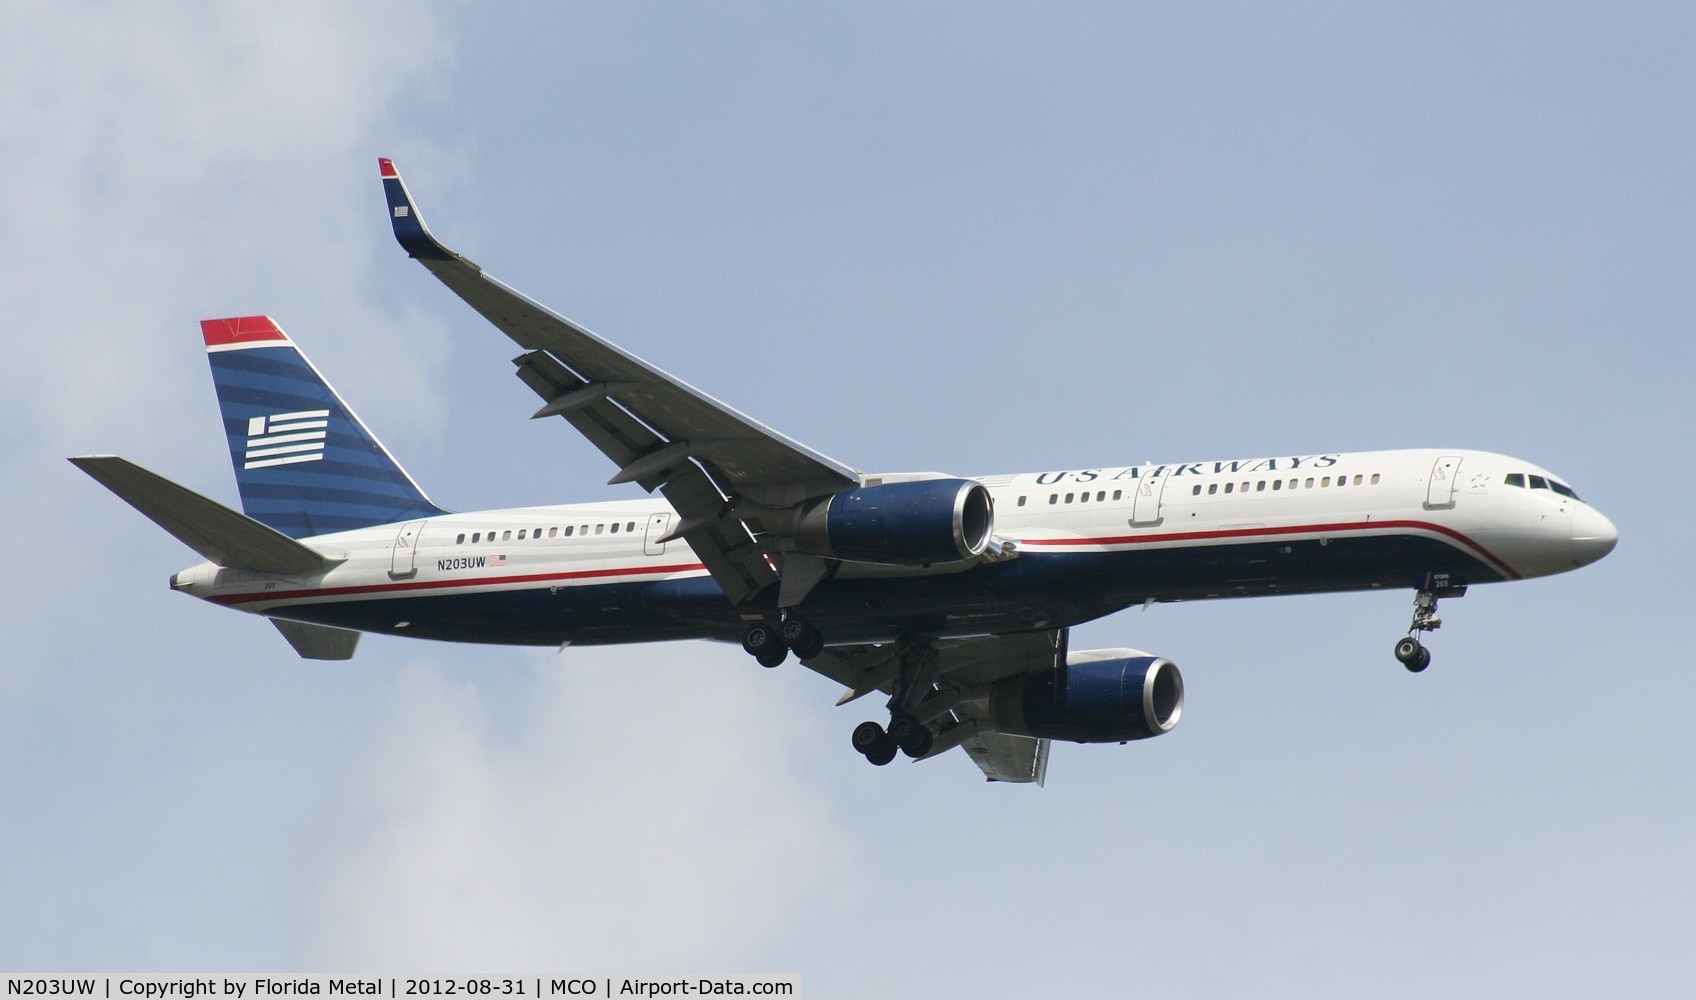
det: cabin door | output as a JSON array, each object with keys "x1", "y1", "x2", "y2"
[{"x1": 390, "y1": 519, "x2": 427, "y2": 578}]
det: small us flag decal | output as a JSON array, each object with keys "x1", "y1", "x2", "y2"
[{"x1": 244, "y1": 409, "x2": 330, "y2": 469}]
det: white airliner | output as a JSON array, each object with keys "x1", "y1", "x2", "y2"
[{"x1": 72, "y1": 159, "x2": 1618, "y2": 783}]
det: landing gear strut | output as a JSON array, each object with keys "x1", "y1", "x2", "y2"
[{"x1": 1394, "y1": 583, "x2": 1465, "y2": 673}]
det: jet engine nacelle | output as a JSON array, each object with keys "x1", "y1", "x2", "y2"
[
  {"x1": 989, "y1": 648, "x2": 1184, "y2": 743},
  {"x1": 794, "y1": 478, "x2": 994, "y2": 565}
]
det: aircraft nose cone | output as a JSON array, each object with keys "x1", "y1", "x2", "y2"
[{"x1": 1570, "y1": 505, "x2": 1619, "y2": 566}]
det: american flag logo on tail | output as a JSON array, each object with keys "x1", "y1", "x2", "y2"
[{"x1": 244, "y1": 410, "x2": 329, "y2": 469}]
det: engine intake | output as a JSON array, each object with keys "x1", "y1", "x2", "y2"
[
  {"x1": 990, "y1": 648, "x2": 1184, "y2": 743},
  {"x1": 794, "y1": 478, "x2": 994, "y2": 565}
]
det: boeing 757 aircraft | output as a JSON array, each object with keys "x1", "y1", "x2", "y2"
[{"x1": 72, "y1": 159, "x2": 1618, "y2": 782}]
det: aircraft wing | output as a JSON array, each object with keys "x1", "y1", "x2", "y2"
[
  {"x1": 378, "y1": 159, "x2": 861, "y2": 603},
  {"x1": 803, "y1": 629, "x2": 1063, "y2": 784}
]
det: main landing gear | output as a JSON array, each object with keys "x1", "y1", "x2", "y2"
[
  {"x1": 740, "y1": 614, "x2": 824, "y2": 668},
  {"x1": 1393, "y1": 583, "x2": 1466, "y2": 673},
  {"x1": 850, "y1": 644, "x2": 941, "y2": 767},
  {"x1": 851, "y1": 711, "x2": 935, "y2": 766}
]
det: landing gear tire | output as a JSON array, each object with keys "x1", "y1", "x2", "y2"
[
  {"x1": 886, "y1": 712, "x2": 933, "y2": 758},
  {"x1": 1394, "y1": 636, "x2": 1430, "y2": 672},
  {"x1": 779, "y1": 616, "x2": 825, "y2": 659},
  {"x1": 900, "y1": 725, "x2": 933, "y2": 759},
  {"x1": 743, "y1": 624, "x2": 787, "y2": 667},
  {"x1": 852, "y1": 721, "x2": 897, "y2": 766}
]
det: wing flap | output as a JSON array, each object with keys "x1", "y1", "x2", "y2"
[
  {"x1": 960, "y1": 732, "x2": 1051, "y2": 784},
  {"x1": 512, "y1": 350, "x2": 777, "y2": 602}
]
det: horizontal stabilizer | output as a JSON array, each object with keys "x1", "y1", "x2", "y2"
[
  {"x1": 69, "y1": 456, "x2": 334, "y2": 575},
  {"x1": 271, "y1": 618, "x2": 360, "y2": 660}
]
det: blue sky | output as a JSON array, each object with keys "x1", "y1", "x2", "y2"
[{"x1": 2, "y1": 4, "x2": 1692, "y2": 995}]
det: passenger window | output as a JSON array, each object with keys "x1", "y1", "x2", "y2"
[
  {"x1": 1370, "y1": 474, "x2": 1380, "y2": 485},
  {"x1": 1017, "y1": 496, "x2": 1027, "y2": 507},
  {"x1": 1049, "y1": 494, "x2": 1058, "y2": 505},
  {"x1": 628, "y1": 521, "x2": 636, "y2": 532},
  {"x1": 502, "y1": 530, "x2": 512, "y2": 540},
  {"x1": 1321, "y1": 477, "x2": 1331, "y2": 487},
  {"x1": 548, "y1": 527, "x2": 558, "y2": 538},
  {"x1": 564, "y1": 526, "x2": 574, "y2": 537},
  {"x1": 1272, "y1": 480, "x2": 1282, "y2": 491},
  {"x1": 1080, "y1": 492, "x2": 1089, "y2": 503},
  {"x1": 1096, "y1": 491, "x2": 1105, "y2": 502},
  {"x1": 1256, "y1": 481, "x2": 1266, "y2": 492},
  {"x1": 1192, "y1": 485, "x2": 1202, "y2": 496},
  {"x1": 471, "y1": 532, "x2": 481, "y2": 543},
  {"x1": 518, "y1": 530, "x2": 527, "y2": 540},
  {"x1": 1065, "y1": 493, "x2": 1074, "y2": 503},
  {"x1": 1529, "y1": 475, "x2": 1549, "y2": 490},
  {"x1": 1353, "y1": 475, "x2": 1363, "y2": 486},
  {"x1": 1208, "y1": 484, "x2": 1218, "y2": 495},
  {"x1": 1224, "y1": 483, "x2": 1234, "y2": 494},
  {"x1": 610, "y1": 523, "x2": 619, "y2": 533},
  {"x1": 595, "y1": 524, "x2": 604, "y2": 534},
  {"x1": 1504, "y1": 473, "x2": 1525, "y2": 488},
  {"x1": 1112, "y1": 490, "x2": 1122, "y2": 501},
  {"x1": 1305, "y1": 478, "x2": 1315, "y2": 488}
]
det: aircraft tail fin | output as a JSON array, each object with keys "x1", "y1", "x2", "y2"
[
  {"x1": 201, "y1": 316, "x2": 448, "y2": 538},
  {"x1": 69, "y1": 455, "x2": 333, "y2": 574}
]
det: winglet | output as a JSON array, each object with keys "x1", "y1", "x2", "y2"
[{"x1": 378, "y1": 157, "x2": 455, "y2": 261}]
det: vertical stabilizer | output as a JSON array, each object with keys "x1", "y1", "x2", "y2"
[{"x1": 201, "y1": 316, "x2": 447, "y2": 538}]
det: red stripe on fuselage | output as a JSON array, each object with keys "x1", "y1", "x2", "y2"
[
  {"x1": 213, "y1": 560, "x2": 710, "y2": 608},
  {"x1": 1015, "y1": 519, "x2": 1519, "y2": 580}
]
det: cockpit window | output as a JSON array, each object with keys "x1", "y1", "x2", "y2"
[{"x1": 1506, "y1": 471, "x2": 1583, "y2": 501}]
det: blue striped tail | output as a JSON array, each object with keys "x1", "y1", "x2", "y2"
[{"x1": 201, "y1": 316, "x2": 447, "y2": 538}]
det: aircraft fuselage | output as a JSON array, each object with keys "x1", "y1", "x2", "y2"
[{"x1": 172, "y1": 447, "x2": 1615, "y2": 648}]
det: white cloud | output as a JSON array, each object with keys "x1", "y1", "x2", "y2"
[
  {"x1": 0, "y1": 2, "x2": 453, "y2": 458},
  {"x1": 0, "y1": 2, "x2": 451, "y2": 695},
  {"x1": 305, "y1": 643, "x2": 856, "y2": 969},
  {"x1": 0, "y1": 2, "x2": 457, "y2": 959}
]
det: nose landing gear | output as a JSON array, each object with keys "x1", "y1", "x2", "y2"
[
  {"x1": 1394, "y1": 634, "x2": 1432, "y2": 673},
  {"x1": 1394, "y1": 582, "x2": 1465, "y2": 673}
]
